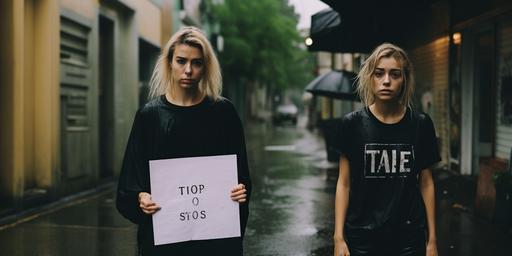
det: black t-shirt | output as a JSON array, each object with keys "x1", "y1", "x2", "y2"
[
  {"x1": 116, "y1": 95, "x2": 251, "y2": 255},
  {"x1": 334, "y1": 107, "x2": 440, "y2": 232}
]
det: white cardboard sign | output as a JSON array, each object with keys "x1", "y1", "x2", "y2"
[{"x1": 149, "y1": 154, "x2": 240, "y2": 245}]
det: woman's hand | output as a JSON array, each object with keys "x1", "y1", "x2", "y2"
[
  {"x1": 230, "y1": 184, "x2": 247, "y2": 203},
  {"x1": 138, "y1": 192, "x2": 161, "y2": 215},
  {"x1": 333, "y1": 237, "x2": 350, "y2": 256},
  {"x1": 426, "y1": 239, "x2": 438, "y2": 256}
]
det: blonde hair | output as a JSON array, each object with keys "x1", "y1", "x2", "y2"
[
  {"x1": 356, "y1": 43, "x2": 414, "y2": 107},
  {"x1": 149, "y1": 26, "x2": 222, "y2": 100}
]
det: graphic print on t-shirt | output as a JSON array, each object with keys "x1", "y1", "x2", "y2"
[{"x1": 364, "y1": 144, "x2": 415, "y2": 178}]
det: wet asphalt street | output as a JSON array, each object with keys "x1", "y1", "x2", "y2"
[
  {"x1": 1, "y1": 119, "x2": 512, "y2": 255},
  {"x1": 243, "y1": 121, "x2": 337, "y2": 256}
]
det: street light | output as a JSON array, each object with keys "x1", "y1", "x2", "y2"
[
  {"x1": 305, "y1": 37, "x2": 313, "y2": 46},
  {"x1": 453, "y1": 32, "x2": 461, "y2": 45}
]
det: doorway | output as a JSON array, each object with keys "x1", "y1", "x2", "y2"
[
  {"x1": 99, "y1": 15, "x2": 115, "y2": 179},
  {"x1": 473, "y1": 29, "x2": 496, "y2": 170},
  {"x1": 59, "y1": 16, "x2": 93, "y2": 194}
]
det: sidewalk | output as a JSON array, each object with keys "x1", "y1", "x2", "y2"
[
  {"x1": 0, "y1": 183, "x2": 115, "y2": 229},
  {"x1": 0, "y1": 185, "x2": 138, "y2": 256},
  {"x1": 434, "y1": 168, "x2": 476, "y2": 213},
  {"x1": 433, "y1": 168, "x2": 512, "y2": 256}
]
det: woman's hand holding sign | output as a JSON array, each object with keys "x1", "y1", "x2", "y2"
[
  {"x1": 139, "y1": 192, "x2": 161, "y2": 215},
  {"x1": 140, "y1": 183, "x2": 245, "y2": 215},
  {"x1": 230, "y1": 184, "x2": 247, "y2": 203}
]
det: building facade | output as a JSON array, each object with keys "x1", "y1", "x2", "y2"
[
  {"x1": 318, "y1": 0, "x2": 512, "y2": 219},
  {"x1": 319, "y1": 0, "x2": 512, "y2": 173},
  {"x1": 405, "y1": 0, "x2": 512, "y2": 175},
  {"x1": 0, "y1": 0, "x2": 176, "y2": 218}
]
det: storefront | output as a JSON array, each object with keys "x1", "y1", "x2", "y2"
[{"x1": 458, "y1": 18, "x2": 512, "y2": 176}]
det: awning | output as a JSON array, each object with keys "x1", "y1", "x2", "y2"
[
  {"x1": 309, "y1": 1, "x2": 431, "y2": 53},
  {"x1": 319, "y1": 0, "x2": 432, "y2": 21},
  {"x1": 307, "y1": 8, "x2": 375, "y2": 53}
]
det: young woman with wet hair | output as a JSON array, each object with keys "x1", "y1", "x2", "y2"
[
  {"x1": 333, "y1": 43, "x2": 439, "y2": 256},
  {"x1": 116, "y1": 26, "x2": 251, "y2": 255}
]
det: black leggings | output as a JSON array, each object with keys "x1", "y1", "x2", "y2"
[{"x1": 346, "y1": 228, "x2": 426, "y2": 256}]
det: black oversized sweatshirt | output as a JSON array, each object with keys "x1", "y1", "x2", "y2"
[{"x1": 116, "y1": 95, "x2": 251, "y2": 256}]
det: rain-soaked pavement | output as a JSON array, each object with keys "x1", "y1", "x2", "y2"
[
  {"x1": 243, "y1": 121, "x2": 337, "y2": 256},
  {"x1": 1, "y1": 119, "x2": 512, "y2": 255}
]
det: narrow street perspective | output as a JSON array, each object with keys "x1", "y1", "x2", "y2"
[{"x1": 242, "y1": 121, "x2": 338, "y2": 255}]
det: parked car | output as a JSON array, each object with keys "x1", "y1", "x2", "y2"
[{"x1": 272, "y1": 103, "x2": 298, "y2": 125}]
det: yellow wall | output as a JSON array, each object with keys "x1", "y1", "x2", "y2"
[
  {"x1": 0, "y1": 0, "x2": 59, "y2": 201},
  {"x1": 0, "y1": 0, "x2": 25, "y2": 199},
  {"x1": 24, "y1": 0, "x2": 35, "y2": 188},
  {"x1": 33, "y1": 0, "x2": 60, "y2": 188}
]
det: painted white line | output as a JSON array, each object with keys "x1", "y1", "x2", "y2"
[{"x1": 264, "y1": 145, "x2": 296, "y2": 151}]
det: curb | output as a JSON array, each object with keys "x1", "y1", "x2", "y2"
[{"x1": 0, "y1": 182, "x2": 116, "y2": 231}]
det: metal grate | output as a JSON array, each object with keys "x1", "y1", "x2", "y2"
[{"x1": 60, "y1": 16, "x2": 89, "y2": 65}]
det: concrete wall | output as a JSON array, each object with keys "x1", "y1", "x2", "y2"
[
  {"x1": 60, "y1": 0, "x2": 97, "y2": 19},
  {"x1": 410, "y1": 36, "x2": 450, "y2": 168},
  {"x1": 95, "y1": 1, "x2": 138, "y2": 178},
  {"x1": 0, "y1": 0, "x2": 170, "y2": 214},
  {"x1": 132, "y1": 0, "x2": 162, "y2": 46}
]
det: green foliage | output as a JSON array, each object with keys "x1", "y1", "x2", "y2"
[{"x1": 209, "y1": 0, "x2": 314, "y2": 92}]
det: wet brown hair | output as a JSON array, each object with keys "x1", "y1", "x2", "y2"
[{"x1": 356, "y1": 42, "x2": 414, "y2": 107}]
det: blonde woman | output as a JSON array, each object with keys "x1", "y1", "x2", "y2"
[
  {"x1": 333, "y1": 43, "x2": 439, "y2": 256},
  {"x1": 116, "y1": 26, "x2": 251, "y2": 255}
]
